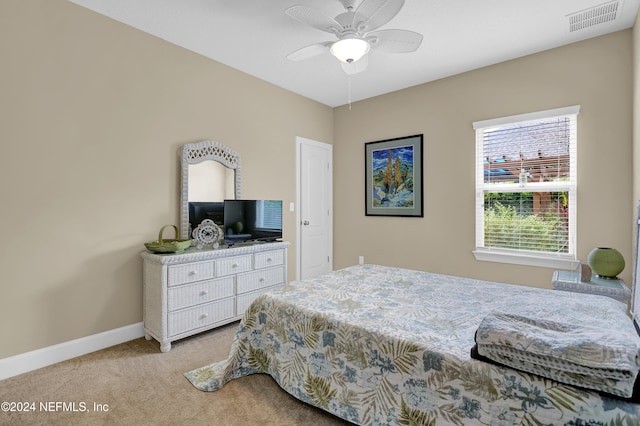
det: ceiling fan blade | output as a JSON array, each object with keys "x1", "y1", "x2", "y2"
[
  {"x1": 286, "y1": 42, "x2": 332, "y2": 62},
  {"x1": 367, "y1": 29, "x2": 423, "y2": 53},
  {"x1": 341, "y1": 55, "x2": 368, "y2": 75},
  {"x1": 285, "y1": 5, "x2": 342, "y2": 34},
  {"x1": 353, "y1": 0, "x2": 404, "y2": 32}
]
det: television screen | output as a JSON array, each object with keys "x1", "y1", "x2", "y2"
[
  {"x1": 189, "y1": 201, "x2": 224, "y2": 233},
  {"x1": 223, "y1": 200, "x2": 283, "y2": 245}
]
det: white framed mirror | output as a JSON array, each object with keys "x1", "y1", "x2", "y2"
[{"x1": 180, "y1": 140, "x2": 241, "y2": 240}]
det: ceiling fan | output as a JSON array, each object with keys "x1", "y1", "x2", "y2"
[{"x1": 285, "y1": 0, "x2": 423, "y2": 75}]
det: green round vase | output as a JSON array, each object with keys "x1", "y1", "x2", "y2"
[{"x1": 587, "y1": 247, "x2": 625, "y2": 278}]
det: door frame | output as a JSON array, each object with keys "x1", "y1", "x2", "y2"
[{"x1": 295, "y1": 136, "x2": 333, "y2": 280}]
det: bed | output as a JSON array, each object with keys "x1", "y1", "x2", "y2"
[{"x1": 185, "y1": 264, "x2": 640, "y2": 425}]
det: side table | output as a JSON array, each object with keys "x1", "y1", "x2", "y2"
[{"x1": 551, "y1": 270, "x2": 630, "y2": 304}]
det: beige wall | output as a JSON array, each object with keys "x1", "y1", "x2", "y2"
[
  {"x1": 0, "y1": 0, "x2": 332, "y2": 358},
  {"x1": 334, "y1": 30, "x2": 633, "y2": 289}
]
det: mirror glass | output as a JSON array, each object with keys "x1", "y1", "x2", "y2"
[
  {"x1": 188, "y1": 162, "x2": 235, "y2": 202},
  {"x1": 180, "y1": 140, "x2": 241, "y2": 240}
]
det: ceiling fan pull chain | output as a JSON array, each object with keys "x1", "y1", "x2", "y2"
[{"x1": 348, "y1": 75, "x2": 352, "y2": 111}]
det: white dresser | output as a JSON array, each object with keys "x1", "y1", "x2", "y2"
[{"x1": 142, "y1": 241, "x2": 289, "y2": 352}]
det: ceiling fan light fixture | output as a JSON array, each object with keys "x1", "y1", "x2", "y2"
[{"x1": 330, "y1": 38, "x2": 370, "y2": 63}]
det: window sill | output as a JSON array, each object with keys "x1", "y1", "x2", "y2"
[{"x1": 473, "y1": 249, "x2": 579, "y2": 270}]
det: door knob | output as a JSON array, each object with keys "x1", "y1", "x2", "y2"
[{"x1": 303, "y1": 220, "x2": 310, "y2": 226}]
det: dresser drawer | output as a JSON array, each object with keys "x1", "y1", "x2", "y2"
[
  {"x1": 254, "y1": 249, "x2": 285, "y2": 269},
  {"x1": 215, "y1": 255, "x2": 252, "y2": 276},
  {"x1": 167, "y1": 261, "x2": 214, "y2": 286},
  {"x1": 237, "y1": 267, "x2": 284, "y2": 294},
  {"x1": 168, "y1": 277, "x2": 234, "y2": 312},
  {"x1": 237, "y1": 286, "x2": 280, "y2": 315},
  {"x1": 168, "y1": 299, "x2": 235, "y2": 337}
]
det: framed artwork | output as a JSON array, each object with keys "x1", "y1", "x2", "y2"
[{"x1": 365, "y1": 134, "x2": 423, "y2": 217}]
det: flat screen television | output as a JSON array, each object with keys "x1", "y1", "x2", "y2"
[
  {"x1": 223, "y1": 199, "x2": 283, "y2": 245},
  {"x1": 189, "y1": 201, "x2": 224, "y2": 232}
]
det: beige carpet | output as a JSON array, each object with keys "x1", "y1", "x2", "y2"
[{"x1": 0, "y1": 322, "x2": 350, "y2": 425}]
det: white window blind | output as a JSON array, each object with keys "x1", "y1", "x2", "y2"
[{"x1": 473, "y1": 106, "x2": 579, "y2": 268}]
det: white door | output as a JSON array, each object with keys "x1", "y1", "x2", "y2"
[{"x1": 296, "y1": 137, "x2": 332, "y2": 280}]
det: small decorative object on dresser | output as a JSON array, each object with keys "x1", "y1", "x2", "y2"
[
  {"x1": 191, "y1": 219, "x2": 222, "y2": 249},
  {"x1": 587, "y1": 247, "x2": 625, "y2": 278},
  {"x1": 552, "y1": 270, "x2": 631, "y2": 304},
  {"x1": 142, "y1": 241, "x2": 289, "y2": 352}
]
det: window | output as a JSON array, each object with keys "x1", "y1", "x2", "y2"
[{"x1": 473, "y1": 106, "x2": 580, "y2": 269}]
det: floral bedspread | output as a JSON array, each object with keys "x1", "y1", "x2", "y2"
[
  {"x1": 475, "y1": 311, "x2": 640, "y2": 399},
  {"x1": 185, "y1": 264, "x2": 640, "y2": 425}
]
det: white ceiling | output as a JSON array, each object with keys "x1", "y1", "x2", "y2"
[{"x1": 69, "y1": 0, "x2": 639, "y2": 107}]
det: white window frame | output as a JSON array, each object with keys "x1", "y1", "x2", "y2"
[{"x1": 472, "y1": 106, "x2": 580, "y2": 269}]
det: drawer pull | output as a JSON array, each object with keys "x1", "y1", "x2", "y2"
[
  {"x1": 267, "y1": 258, "x2": 273, "y2": 262},
  {"x1": 199, "y1": 290, "x2": 208, "y2": 297},
  {"x1": 189, "y1": 270, "x2": 198, "y2": 276},
  {"x1": 199, "y1": 313, "x2": 208, "y2": 320},
  {"x1": 232, "y1": 264, "x2": 238, "y2": 268},
  {"x1": 259, "y1": 277, "x2": 265, "y2": 282}
]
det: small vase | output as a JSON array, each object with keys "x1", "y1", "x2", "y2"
[{"x1": 587, "y1": 247, "x2": 625, "y2": 278}]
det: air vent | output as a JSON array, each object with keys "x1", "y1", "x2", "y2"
[{"x1": 567, "y1": 1, "x2": 620, "y2": 32}]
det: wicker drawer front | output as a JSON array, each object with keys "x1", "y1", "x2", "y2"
[
  {"x1": 167, "y1": 261, "x2": 214, "y2": 286},
  {"x1": 168, "y1": 277, "x2": 234, "y2": 312},
  {"x1": 215, "y1": 255, "x2": 252, "y2": 277},
  {"x1": 237, "y1": 287, "x2": 280, "y2": 314},
  {"x1": 168, "y1": 299, "x2": 235, "y2": 337},
  {"x1": 237, "y1": 267, "x2": 284, "y2": 294},
  {"x1": 254, "y1": 250, "x2": 285, "y2": 269}
]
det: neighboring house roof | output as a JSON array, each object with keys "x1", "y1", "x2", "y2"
[{"x1": 483, "y1": 118, "x2": 571, "y2": 183}]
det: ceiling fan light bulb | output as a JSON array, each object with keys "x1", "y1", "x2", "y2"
[{"x1": 330, "y1": 38, "x2": 370, "y2": 63}]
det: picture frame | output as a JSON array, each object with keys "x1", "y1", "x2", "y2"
[{"x1": 365, "y1": 134, "x2": 423, "y2": 217}]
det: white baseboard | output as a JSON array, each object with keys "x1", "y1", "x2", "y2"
[{"x1": 0, "y1": 322, "x2": 144, "y2": 381}]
